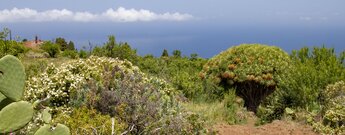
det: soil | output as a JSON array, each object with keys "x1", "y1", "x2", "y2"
[{"x1": 214, "y1": 116, "x2": 318, "y2": 135}]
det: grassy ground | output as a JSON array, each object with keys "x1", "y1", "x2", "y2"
[
  {"x1": 183, "y1": 101, "x2": 319, "y2": 135},
  {"x1": 182, "y1": 101, "x2": 229, "y2": 125},
  {"x1": 21, "y1": 57, "x2": 73, "y2": 66},
  {"x1": 21, "y1": 56, "x2": 75, "y2": 78}
]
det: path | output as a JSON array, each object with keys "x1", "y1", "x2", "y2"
[{"x1": 214, "y1": 117, "x2": 318, "y2": 135}]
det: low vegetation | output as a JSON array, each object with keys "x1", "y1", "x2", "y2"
[
  {"x1": 0, "y1": 27, "x2": 344, "y2": 134},
  {"x1": 22, "y1": 56, "x2": 209, "y2": 134},
  {"x1": 309, "y1": 81, "x2": 345, "y2": 134}
]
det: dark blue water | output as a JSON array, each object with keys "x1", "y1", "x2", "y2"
[{"x1": 3, "y1": 22, "x2": 345, "y2": 58}]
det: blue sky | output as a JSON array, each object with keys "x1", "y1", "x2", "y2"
[{"x1": 1, "y1": 0, "x2": 345, "y2": 57}]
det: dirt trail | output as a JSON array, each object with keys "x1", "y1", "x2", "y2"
[{"x1": 214, "y1": 117, "x2": 318, "y2": 135}]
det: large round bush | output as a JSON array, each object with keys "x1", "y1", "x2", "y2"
[{"x1": 200, "y1": 44, "x2": 292, "y2": 113}]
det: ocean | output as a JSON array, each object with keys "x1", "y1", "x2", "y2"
[{"x1": 4, "y1": 22, "x2": 345, "y2": 58}]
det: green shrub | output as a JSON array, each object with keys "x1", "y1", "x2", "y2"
[
  {"x1": 201, "y1": 44, "x2": 292, "y2": 113},
  {"x1": 256, "y1": 92, "x2": 286, "y2": 125},
  {"x1": 138, "y1": 55, "x2": 207, "y2": 100},
  {"x1": 61, "y1": 50, "x2": 78, "y2": 59},
  {"x1": 91, "y1": 46, "x2": 105, "y2": 57},
  {"x1": 91, "y1": 35, "x2": 139, "y2": 64},
  {"x1": 309, "y1": 81, "x2": 345, "y2": 134},
  {"x1": 78, "y1": 50, "x2": 88, "y2": 58},
  {"x1": 0, "y1": 40, "x2": 28, "y2": 58},
  {"x1": 55, "y1": 106, "x2": 125, "y2": 135},
  {"x1": 223, "y1": 90, "x2": 247, "y2": 124},
  {"x1": 257, "y1": 46, "x2": 345, "y2": 124},
  {"x1": 40, "y1": 41, "x2": 60, "y2": 58},
  {"x1": 282, "y1": 47, "x2": 345, "y2": 108},
  {"x1": 85, "y1": 67, "x2": 208, "y2": 134}
]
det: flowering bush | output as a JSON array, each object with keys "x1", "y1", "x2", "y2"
[
  {"x1": 309, "y1": 81, "x2": 345, "y2": 134},
  {"x1": 23, "y1": 56, "x2": 209, "y2": 134},
  {"x1": 24, "y1": 56, "x2": 138, "y2": 106}
]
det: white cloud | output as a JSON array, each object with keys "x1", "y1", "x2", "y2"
[
  {"x1": 0, "y1": 7, "x2": 193, "y2": 22},
  {"x1": 74, "y1": 12, "x2": 98, "y2": 22}
]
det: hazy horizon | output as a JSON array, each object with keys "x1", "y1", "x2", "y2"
[{"x1": 1, "y1": 0, "x2": 344, "y2": 58}]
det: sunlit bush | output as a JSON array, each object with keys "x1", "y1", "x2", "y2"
[
  {"x1": 284, "y1": 47, "x2": 345, "y2": 108},
  {"x1": 55, "y1": 106, "x2": 126, "y2": 135},
  {"x1": 201, "y1": 44, "x2": 292, "y2": 113},
  {"x1": 40, "y1": 41, "x2": 60, "y2": 58},
  {"x1": 223, "y1": 90, "x2": 247, "y2": 124},
  {"x1": 138, "y1": 55, "x2": 207, "y2": 100},
  {"x1": 257, "y1": 46, "x2": 345, "y2": 124},
  {"x1": 309, "y1": 81, "x2": 345, "y2": 134},
  {"x1": 0, "y1": 40, "x2": 28, "y2": 57},
  {"x1": 61, "y1": 50, "x2": 78, "y2": 59}
]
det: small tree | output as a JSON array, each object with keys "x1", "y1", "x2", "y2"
[
  {"x1": 113, "y1": 42, "x2": 138, "y2": 63},
  {"x1": 67, "y1": 41, "x2": 75, "y2": 50},
  {"x1": 172, "y1": 50, "x2": 181, "y2": 58},
  {"x1": 0, "y1": 28, "x2": 10, "y2": 40},
  {"x1": 340, "y1": 51, "x2": 345, "y2": 64},
  {"x1": 102, "y1": 35, "x2": 138, "y2": 64},
  {"x1": 161, "y1": 49, "x2": 169, "y2": 57},
  {"x1": 79, "y1": 50, "x2": 88, "y2": 58},
  {"x1": 190, "y1": 53, "x2": 198, "y2": 60},
  {"x1": 55, "y1": 37, "x2": 68, "y2": 51},
  {"x1": 91, "y1": 46, "x2": 105, "y2": 57},
  {"x1": 105, "y1": 35, "x2": 116, "y2": 57},
  {"x1": 200, "y1": 44, "x2": 292, "y2": 113},
  {"x1": 40, "y1": 41, "x2": 60, "y2": 58}
]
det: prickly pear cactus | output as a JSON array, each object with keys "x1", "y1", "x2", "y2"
[
  {"x1": 0, "y1": 55, "x2": 26, "y2": 101},
  {"x1": 35, "y1": 107, "x2": 70, "y2": 135},
  {"x1": 0, "y1": 96, "x2": 13, "y2": 110},
  {"x1": 0, "y1": 55, "x2": 70, "y2": 134},
  {"x1": 0, "y1": 101, "x2": 34, "y2": 133},
  {"x1": 42, "y1": 107, "x2": 52, "y2": 124},
  {"x1": 0, "y1": 55, "x2": 33, "y2": 134},
  {"x1": 0, "y1": 92, "x2": 5, "y2": 103},
  {"x1": 34, "y1": 124, "x2": 70, "y2": 135}
]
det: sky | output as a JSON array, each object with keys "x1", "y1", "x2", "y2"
[{"x1": 1, "y1": 0, "x2": 345, "y2": 58}]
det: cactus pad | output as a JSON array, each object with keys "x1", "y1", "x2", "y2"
[
  {"x1": 0, "y1": 93, "x2": 5, "y2": 103},
  {"x1": 0, "y1": 97, "x2": 13, "y2": 110},
  {"x1": 34, "y1": 124, "x2": 70, "y2": 135},
  {"x1": 42, "y1": 107, "x2": 52, "y2": 124},
  {"x1": 0, "y1": 101, "x2": 34, "y2": 133},
  {"x1": 0, "y1": 55, "x2": 26, "y2": 101}
]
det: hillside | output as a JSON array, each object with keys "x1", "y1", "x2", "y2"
[{"x1": 1, "y1": 37, "x2": 344, "y2": 134}]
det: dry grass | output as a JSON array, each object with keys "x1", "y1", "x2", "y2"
[
  {"x1": 182, "y1": 101, "x2": 229, "y2": 125},
  {"x1": 21, "y1": 56, "x2": 76, "y2": 78},
  {"x1": 21, "y1": 57, "x2": 74, "y2": 66}
]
